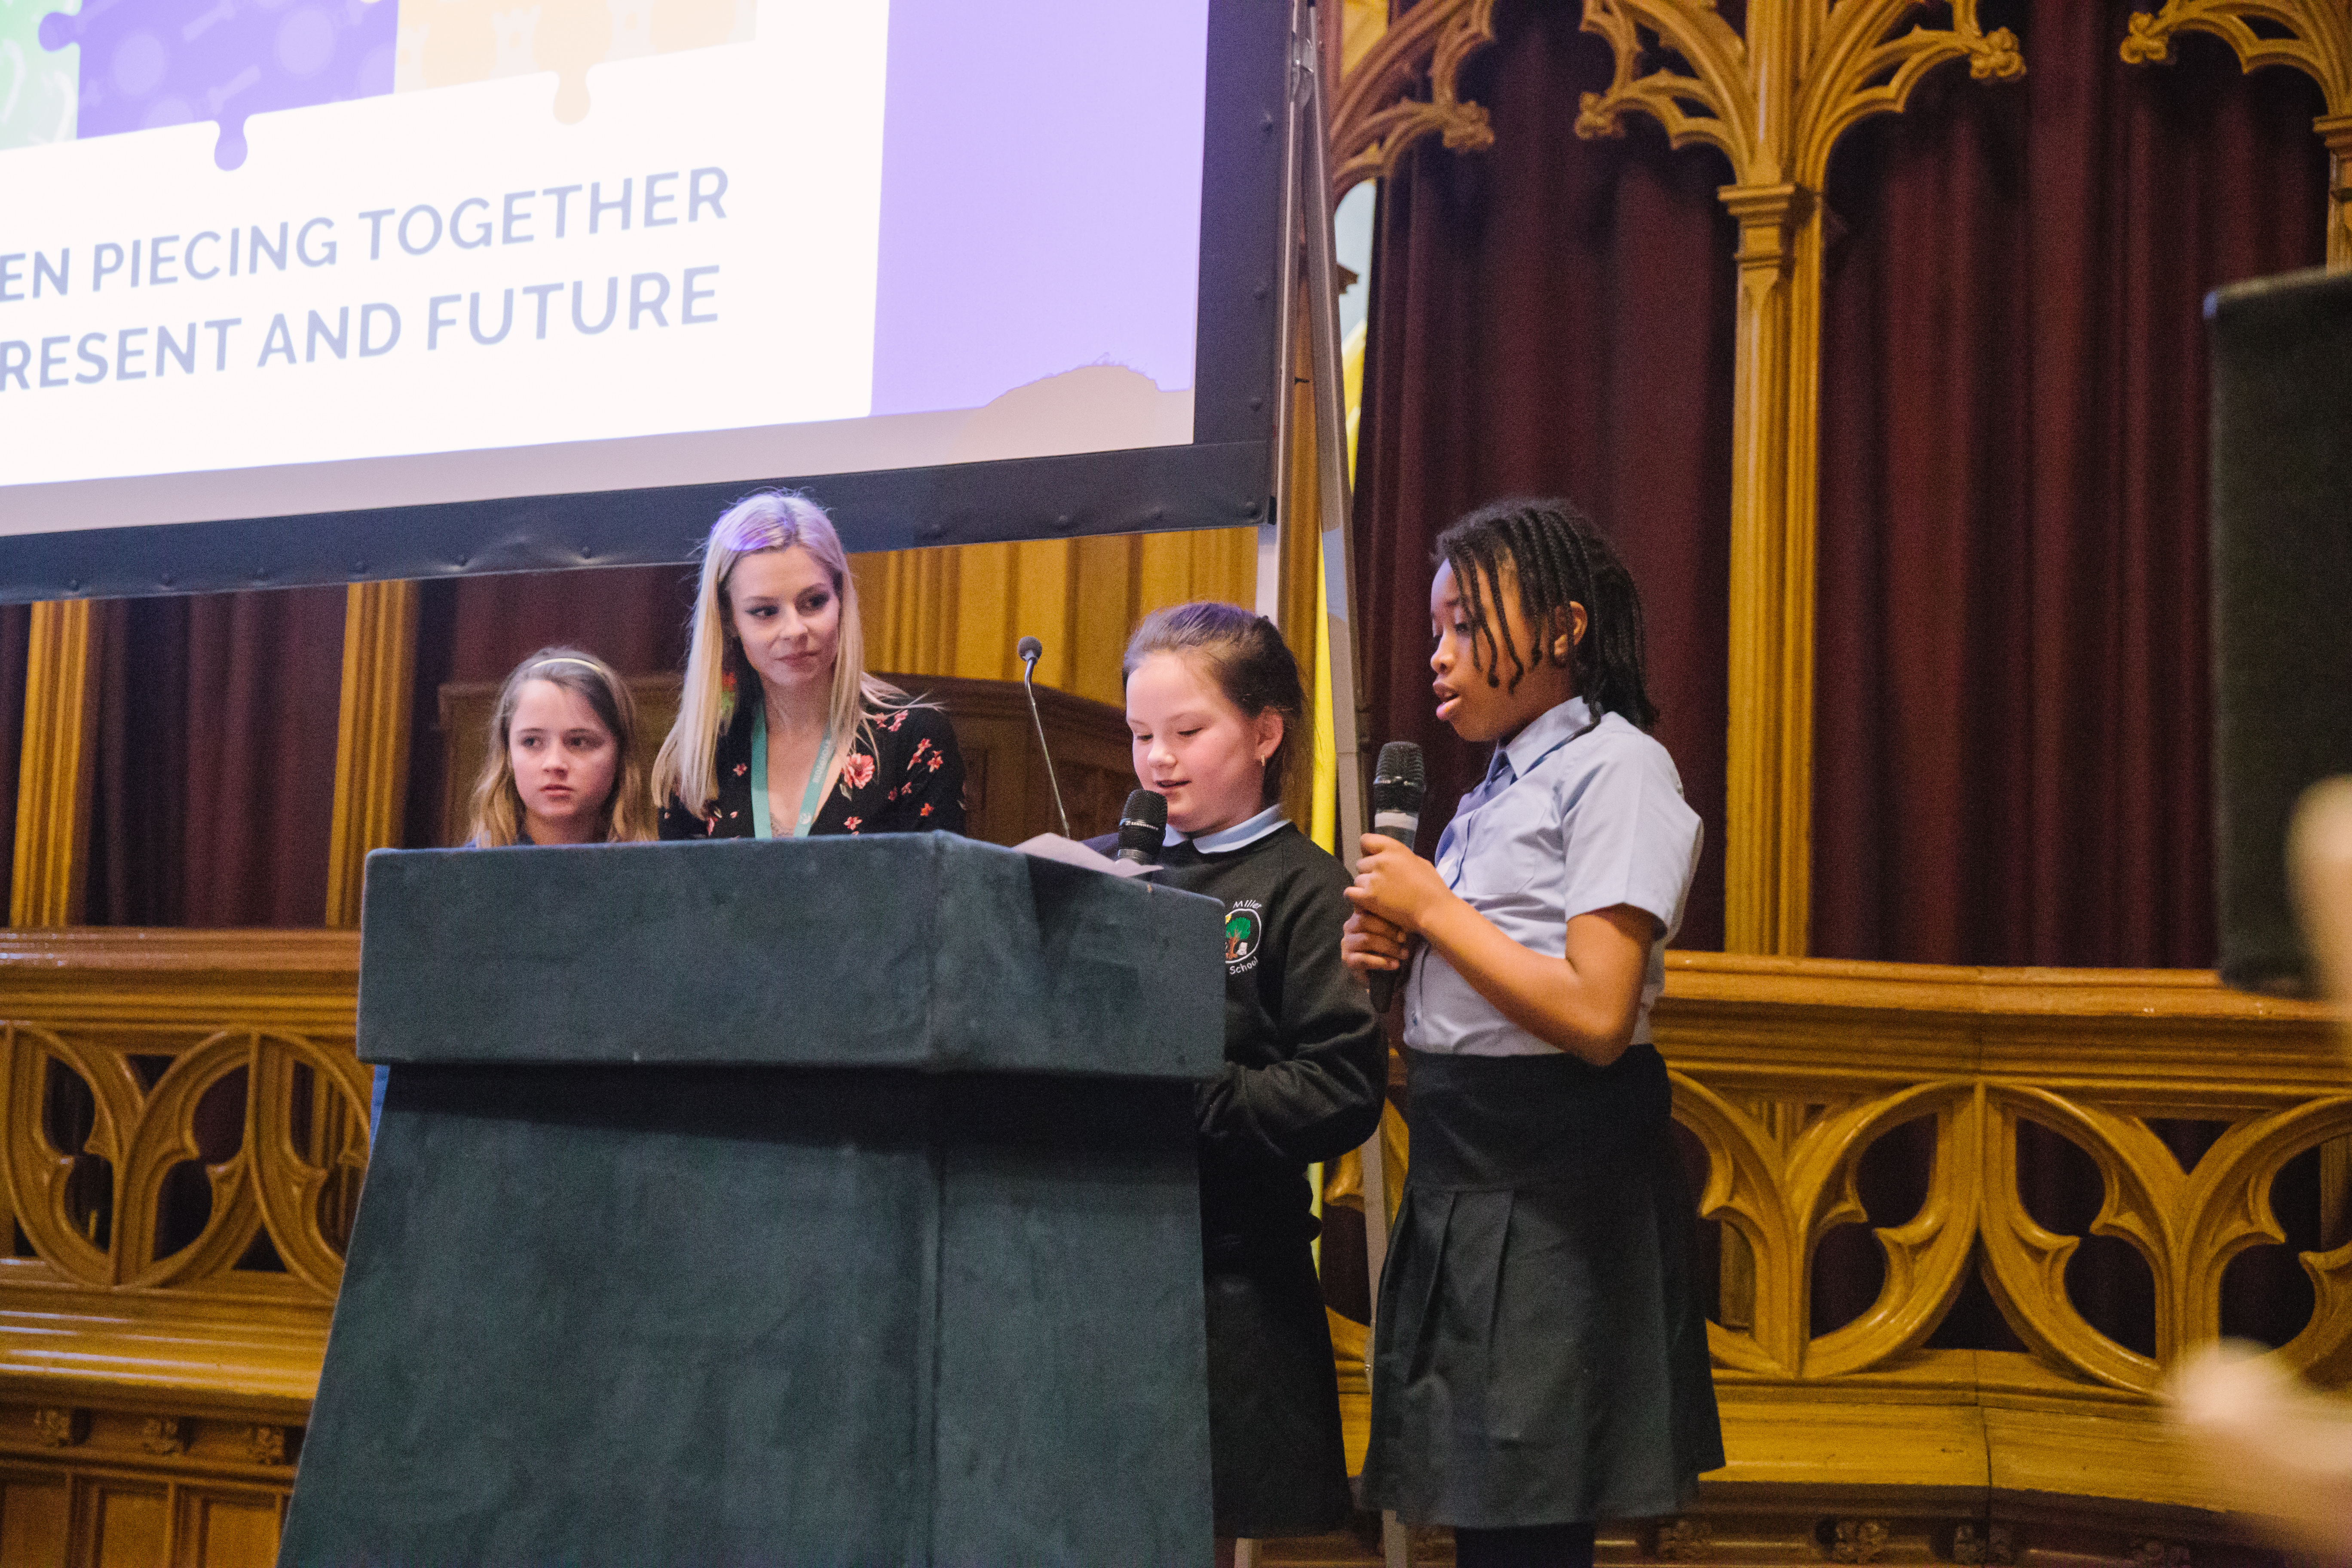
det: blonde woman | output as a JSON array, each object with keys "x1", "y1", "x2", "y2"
[
  {"x1": 653, "y1": 490, "x2": 965, "y2": 839},
  {"x1": 467, "y1": 646, "x2": 657, "y2": 846}
]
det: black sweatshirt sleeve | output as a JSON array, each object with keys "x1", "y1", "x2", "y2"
[{"x1": 1194, "y1": 852, "x2": 1386, "y2": 1168}]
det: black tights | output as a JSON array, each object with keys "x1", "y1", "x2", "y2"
[{"x1": 1452, "y1": 1522, "x2": 1598, "y2": 1568}]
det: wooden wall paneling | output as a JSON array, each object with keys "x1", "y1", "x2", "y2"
[
  {"x1": 322, "y1": 582, "x2": 420, "y2": 930},
  {"x1": 0, "y1": 1433, "x2": 292, "y2": 1567},
  {"x1": 943, "y1": 542, "x2": 1014, "y2": 683},
  {"x1": 1069, "y1": 535, "x2": 1145, "y2": 711},
  {"x1": 0, "y1": 1468, "x2": 71, "y2": 1566},
  {"x1": 1010, "y1": 539, "x2": 1078, "y2": 691},
  {"x1": 851, "y1": 526, "x2": 1252, "y2": 718},
  {"x1": 174, "y1": 1484, "x2": 283, "y2": 1568},
  {"x1": 9, "y1": 602, "x2": 100, "y2": 930}
]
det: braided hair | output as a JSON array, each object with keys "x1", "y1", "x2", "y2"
[{"x1": 1433, "y1": 497, "x2": 1659, "y2": 732}]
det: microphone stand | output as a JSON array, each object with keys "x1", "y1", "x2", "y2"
[{"x1": 1018, "y1": 641, "x2": 1072, "y2": 840}]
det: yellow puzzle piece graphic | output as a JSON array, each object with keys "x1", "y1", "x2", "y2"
[{"x1": 395, "y1": 0, "x2": 753, "y2": 122}]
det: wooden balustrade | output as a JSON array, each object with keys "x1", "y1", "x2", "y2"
[
  {"x1": 1325, "y1": 953, "x2": 2349, "y2": 1562},
  {"x1": 0, "y1": 931, "x2": 359, "y2": 1565},
  {"x1": 0, "y1": 935, "x2": 2343, "y2": 1562}
]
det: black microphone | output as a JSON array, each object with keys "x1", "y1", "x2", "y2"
[
  {"x1": 1115, "y1": 789, "x2": 1167, "y2": 865},
  {"x1": 1368, "y1": 741, "x2": 1426, "y2": 1012},
  {"x1": 1017, "y1": 635, "x2": 1073, "y2": 839}
]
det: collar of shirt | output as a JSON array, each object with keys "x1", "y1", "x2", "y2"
[
  {"x1": 1164, "y1": 801, "x2": 1288, "y2": 854},
  {"x1": 1488, "y1": 695, "x2": 1600, "y2": 787}
]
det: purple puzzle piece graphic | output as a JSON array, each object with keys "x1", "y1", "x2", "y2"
[{"x1": 38, "y1": 0, "x2": 395, "y2": 169}]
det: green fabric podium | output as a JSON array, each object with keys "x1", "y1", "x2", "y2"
[{"x1": 279, "y1": 835, "x2": 1225, "y2": 1567}]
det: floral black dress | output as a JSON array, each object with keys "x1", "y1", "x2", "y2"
[{"x1": 657, "y1": 700, "x2": 967, "y2": 839}]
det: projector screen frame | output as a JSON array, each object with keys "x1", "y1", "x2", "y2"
[{"x1": 0, "y1": 0, "x2": 1289, "y2": 603}]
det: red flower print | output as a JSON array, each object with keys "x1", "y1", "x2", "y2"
[
  {"x1": 881, "y1": 711, "x2": 907, "y2": 732},
  {"x1": 733, "y1": 763, "x2": 748, "y2": 777},
  {"x1": 840, "y1": 752, "x2": 876, "y2": 791},
  {"x1": 843, "y1": 816, "x2": 862, "y2": 833},
  {"x1": 925, "y1": 753, "x2": 943, "y2": 772},
  {"x1": 920, "y1": 803, "x2": 934, "y2": 817},
  {"x1": 911, "y1": 738, "x2": 933, "y2": 758}
]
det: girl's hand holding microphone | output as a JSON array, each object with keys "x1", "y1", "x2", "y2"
[{"x1": 1343, "y1": 833, "x2": 1452, "y2": 979}]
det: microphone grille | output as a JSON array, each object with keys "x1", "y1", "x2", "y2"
[
  {"x1": 1372, "y1": 741, "x2": 1425, "y2": 815},
  {"x1": 1016, "y1": 635, "x2": 1044, "y2": 663},
  {"x1": 1373, "y1": 741, "x2": 1424, "y2": 789},
  {"x1": 1120, "y1": 788, "x2": 1167, "y2": 830}
]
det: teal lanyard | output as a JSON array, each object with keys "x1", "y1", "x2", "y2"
[{"x1": 750, "y1": 707, "x2": 837, "y2": 840}]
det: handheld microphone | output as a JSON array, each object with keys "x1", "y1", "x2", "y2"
[
  {"x1": 1115, "y1": 789, "x2": 1167, "y2": 865},
  {"x1": 1017, "y1": 635, "x2": 1073, "y2": 839},
  {"x1": 1368, "y1": 741, "x2": 1426, "y2": 1012}
]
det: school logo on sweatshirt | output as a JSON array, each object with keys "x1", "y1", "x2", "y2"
[{"x1": 1223, "y1": 901, "x2": 1264, "y2": 974}]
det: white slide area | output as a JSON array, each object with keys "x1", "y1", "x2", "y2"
[{"x1": 0, "y1": 0, "x2": 1211, "y2": 534}]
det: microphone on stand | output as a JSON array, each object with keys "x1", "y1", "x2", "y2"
[
  {"x1": 1115, "y1": 789, "x2": 1167, "y2": 866},
  {"x1": 1368, "y1": 741, "x2": 1426, "y2": 1013},
  {"x1": 1017, "y1": 635, "x2": 1073, "y2": 839}
]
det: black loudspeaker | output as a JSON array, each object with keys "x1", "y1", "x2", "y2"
[{"x1": 2210, "y1": 265, "x2": 2352, "y2": 993}]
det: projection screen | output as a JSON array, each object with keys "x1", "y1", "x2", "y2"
[{"x1": 0, "y1": 0, "x2": 1287, "y2": 599}]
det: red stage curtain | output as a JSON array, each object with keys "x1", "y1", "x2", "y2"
[
  {"x1": 1812, "y1": 2, "x2": 2332, "y2": 968},
  {"x1": 402, "y1": 565, "x2": 695, "y2": 848},
  {"x1": 83, "y1": 588, "x2": 346, "y2": 926},
  {"x1": 1351, "y1": 1, "x2": 1738, "y2": 951},
  {"x1": 1348, "y1": 1, "x2": 2332, "y2": 1350},
  {"x1": 1804, "y1": 4, "x2": 2332, "y2": 1354}
]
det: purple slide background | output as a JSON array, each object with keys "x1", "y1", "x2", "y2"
[{"x1": 869, "y1": 0, "x2": 1210, "y2": 419}]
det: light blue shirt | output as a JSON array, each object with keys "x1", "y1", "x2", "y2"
[{"x1": 1403, "y1": 696, "x2": 1700, "y2": 1057}]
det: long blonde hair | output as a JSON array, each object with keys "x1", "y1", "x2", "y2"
[
  {"x1": 467, "y1": 646, "x2": 655, "y2": 846},
  {"x1": 650, "y1": 490, "x2": 905, "y2": 817}
]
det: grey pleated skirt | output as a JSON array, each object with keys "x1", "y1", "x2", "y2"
[{"x1": 1358, "y1": 1047, "x2": 1724, "y2": 1528}]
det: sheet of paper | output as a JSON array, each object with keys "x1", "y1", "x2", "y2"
[{"x1": 1013, "y1": 833, "x2": 1156, "y2": 879}]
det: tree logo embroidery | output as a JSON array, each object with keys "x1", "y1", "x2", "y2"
[{"x1": 1223, "y1": 901, "x2": 1263, "y2": 974}]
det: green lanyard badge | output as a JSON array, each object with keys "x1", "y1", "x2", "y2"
[{"x1": 750, "y1": 707, "x2": 839, "y2": 840}]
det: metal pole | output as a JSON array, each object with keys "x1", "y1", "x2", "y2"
[
  {"x1": 1258, "y1": 0, "x2": 1311, "y2": 625},
  {"x1": 1298, "y1": 1, "x2": 1366, "y2": 871},
  {"x1": 1296, "y1": 12, "x2": 1405, "y2": 1566}
]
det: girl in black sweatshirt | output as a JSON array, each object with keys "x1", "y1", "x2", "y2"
[{"x1": 1100, "y1": 602, "x2": 1385, "y2": 1556}]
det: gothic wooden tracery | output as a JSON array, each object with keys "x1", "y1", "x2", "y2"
[
  {"x1": 1328, "y1": 0, "x2": 1501, "y2": 199},
  {"x1": 2121, "y1": 1, "x2": 2352, "y2": 269},
  {"x1": 1571, "y1": 0, "x2": 2026, "y2": 956}
]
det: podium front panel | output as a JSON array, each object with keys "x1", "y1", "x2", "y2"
[{"x1": 283, "y1": 838, "x2": 1223, "y2": 1567}]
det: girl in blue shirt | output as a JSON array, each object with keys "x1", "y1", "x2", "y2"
[{"x1": 1343, "y1": 498, "x2": 1723, "y2": 1568}]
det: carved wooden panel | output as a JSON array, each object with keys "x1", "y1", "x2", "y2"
[{"x1": 1328, "y1": 954, "x2": 2352, "y2": 1516}]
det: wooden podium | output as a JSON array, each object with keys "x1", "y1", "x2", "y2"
[{"x1": 279, "y1": 836, "x2": 1223, "y2": 1566}]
